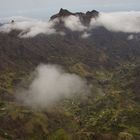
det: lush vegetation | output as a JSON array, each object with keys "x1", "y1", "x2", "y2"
[{"x1": 0, "y1": 26, "x2": 139, "y2": 139}]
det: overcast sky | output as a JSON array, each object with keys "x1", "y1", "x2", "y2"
[{"x1": 0, "y1": 0, "x2": 140, "y2": 19}]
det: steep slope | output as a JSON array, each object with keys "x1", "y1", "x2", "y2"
[{"x1": 0, "y1": 9, "x2": 140, "y2": 140}]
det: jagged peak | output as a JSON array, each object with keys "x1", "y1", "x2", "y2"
[
  {"x1": 50, "y1": 8, "x2": 99, "y2": 20},
  {"x1": 50, "y1": 8, "x2": 74, "y2": 20},
  {"x1": 86, "y1": 10, "x2": 99, "y2": 16},
  {"x1": 58, "y1": 8, "x2": 73, "y2": 16}
]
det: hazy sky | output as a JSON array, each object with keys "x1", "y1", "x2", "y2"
[{"x1": 0, "y1": 0, "x2": 140, "y2": 19}]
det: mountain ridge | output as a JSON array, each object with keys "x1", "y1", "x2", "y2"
[
  {"x1": 0, "y1": 9, "x2": 139, "y2": 140},
  {"x1": 50, "y1": 8, "x2": 99, "y2": 24}
]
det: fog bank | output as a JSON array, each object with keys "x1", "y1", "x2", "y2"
[
  {"x1": 0, "y1": 11, "x2": 140, "y2": 38},
  {"x1": 16, "y1": 64, "x2": 90, "y2": 108}
]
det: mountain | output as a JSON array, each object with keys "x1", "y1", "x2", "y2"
[
  {"x1": 50, "y1": 8, "x2": 99, "y2": 24},
  {"x1": 0, "y1": 9, "x2": 140, "y2": 140}
]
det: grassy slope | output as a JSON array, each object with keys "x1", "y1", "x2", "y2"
[{"x1": 0, "y1": 30, "x2": 139, "y2": 139}]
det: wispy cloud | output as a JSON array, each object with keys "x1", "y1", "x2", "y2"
[
  {"x1": 81, "y1": 32, "x2": 91, "y2": 38},
  {"x1": 90, "y1": 11, "x2": 140, "y2": 33},
  {"x1": 62, "y1": 15, "x2": 87, "y2": 31},
  {"x1": 0, "y1": 18, "x2": 59, "y2": 37},
  {"x1": 16, "y1": 64, "x2": 90, "y2": 108},
  {"x1": 0, "y1": 11, "x2": 140, "y2": 38}
]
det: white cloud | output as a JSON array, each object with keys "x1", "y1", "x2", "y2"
[
  {"x1": 127, "y1": 34, "x2": 134, "y2": 40},
  {"x1": 90, "y1": 11, "x2": 140, "y2": 33},
  {"x1": 16, "y1": 64, "x2": 90, "y2": 108},
  {"x1": 1, "y1": 11, "x2": 140, "y2": 38},
  {"x1": 0, "y1": 18, "x2": 59, "y2": 37},
  {"x1": 0, "y1": 15, "x2": 87, "y2": 37},
  {"x1": 62, "y1": 15, "x2": 87, "y2": 32},
  {"x1": 0, "y1": 16, "x2": 36, "y2": 23},
  {"x1": 81, "y1": 32, "x2": 91, "y2": 38}
]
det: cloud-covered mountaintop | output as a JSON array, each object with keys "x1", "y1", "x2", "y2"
[{"x1": 0, "y1": 9, "x2": 140, "y2": 38}]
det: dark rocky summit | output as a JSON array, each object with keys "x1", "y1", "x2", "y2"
[{"x1": 50, "y1": 8, "x2": 99, "y2": 24}]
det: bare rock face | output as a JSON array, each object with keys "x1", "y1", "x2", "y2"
[
  {"x1": 50, "y1": 8, "x2": 75, "y2": 20},
  {"x1": 50, "y1": 8, "x2": 99, "y2": 25},
  {"x1": 86, "y1": 10, "x2": 99, "y2": 18},
  {"x1": 58, "y1": 8, "x2": 74, "y2": 16}
]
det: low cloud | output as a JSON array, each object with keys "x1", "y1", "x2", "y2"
[
  {"x1": 0, "y1": 15, "x2": 87, "y2": 37},
  {"x1": 0, "y1": 11, "x2": 140, "y2": 38},
  {"x1": 127, "y1": 34, "x2": 134, "y2": 40},
  {"x1": 0, "y1": 19, "x2": 59, "y2": 37},
  {"x1": 16, "y1": 64, "x2": 90, "y2": 108},
  {"x1": 62, "y1": 15, "x2": 87, "y2": 32},
  {"x1": 81, "y1": 32, "x2": 91, "y2": 38},
  {"x1": 90, "y1": 11, "x2": 140, "y2": 33},
  {"x1": 0, "y1": 16, "x2": 35, "y2": 24}
]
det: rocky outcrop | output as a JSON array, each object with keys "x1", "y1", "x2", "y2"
[{"x1": 50, "y1": 8, "x2": 99, "y2": 24}]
